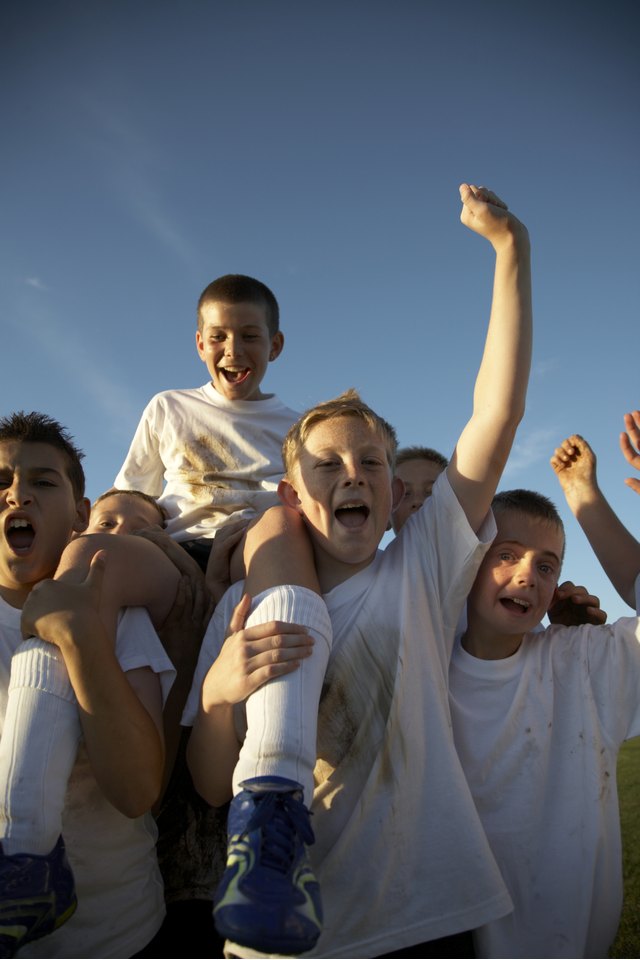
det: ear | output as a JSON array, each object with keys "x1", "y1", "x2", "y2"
[
  {"x1": 195, "y1": 329, "x2": 206, "y2": 362},
  {"x1": 278, "y1": 476, "x2": 302, "y2": 512},
  {"x1": 391, "y1": 476, "x2": 404, "y2": 512},
  {"x1": 74, "y1": 497, "x2": 91, "y2": 534},
  {"x1": 269, "y1": 331, "x2": 284, "y2": 362}
]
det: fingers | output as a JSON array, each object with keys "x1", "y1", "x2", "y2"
[
  {"x1": 459, "y1": 183, "x2": 508, "y2": 210},
  {"x1": 620, "y1": 411, "x2": 640, "y2": 473},
  {"x1": 624, "y1": 477, "x2": 640, "y2": 496},
  {"x1": 227, "y1": 593, "x2": 251, "y2": 635}
]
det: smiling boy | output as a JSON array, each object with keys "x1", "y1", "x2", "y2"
[
  {"x1": 114, "y1": 274, "x2": 298, "y2": 554},
  {"x1": 449, "y1": 485, "x2": 640, "y2": 957},
  {"x1": 185, "y1": 183, "x2": 532, "y2": 957}
]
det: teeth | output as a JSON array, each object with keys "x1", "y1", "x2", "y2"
[
  {"x1": 9, "y1": 519, "x2": 30, "y2": 529},
  {"x1": 511, "y1": 598, "x2": 530, "y2": 608}
]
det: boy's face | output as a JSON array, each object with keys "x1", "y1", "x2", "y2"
[
  {"x1": 467, "y1": 510, "x2": 564, "y2": 644},
  {"x1": 0, "y1": 440, "x2": 90, "y2": 605},
  {"x1": 196, "y1": 300, "x2": 284, "y2": 402},
  {"x1": 88, "y1": 495, "x2": 161, "y2": 536},
  {"x1": 279, "y1": 416, "x2": 403, "y2": 591},
  {"x1": 392, "y1": 458, "x2": 446, "y2": 533}
]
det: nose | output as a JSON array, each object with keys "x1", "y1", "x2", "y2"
[
  {"x1": 224, "y1": 334, "x2": 243, "y2": 358},
  {"x1": 6, "y1": 477, "x2": 32, "y2": 507},
  {"x1": 343, "y1": 461, "x2": 364, "y2": 486},
  {"x1": 515, "y1": 557, "x2": 536, "y2": 587}
]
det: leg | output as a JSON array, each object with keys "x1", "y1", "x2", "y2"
[{"x1": 215, "y1": 507, "x2": 330, "y2": 954}]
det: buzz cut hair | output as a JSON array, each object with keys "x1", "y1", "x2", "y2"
[
  {"x1": 395, "y1": 446, "x2": 449, "y2": 470},
  {"x1": 197, "y1": 274, "x2": 280, "y2": 336},
  {"x1": 92, "y1": 488, "x2": 167, "y2": 525},
  {"x1": 282, "y1": 388, "x2": 398, "y2": 476},
  {"x1": 492, "y1": 488, "x2": 565, "y2": 560},
  {"x1": 0, "y1": 411, "x2": 85, "y2": 499}
]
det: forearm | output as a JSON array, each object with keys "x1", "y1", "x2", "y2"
[
  {"x1": 187, "y1": 702, "x2": 240, "y2": 807},
  {"x1": 565, "y1": 484, "x2": 640, "y2": 608},
  {"x1": 58, "y1": 617, "x2": 165, "y2": 816},
  {"x1": 452, "y1": 226, "x2": 532, "y2": 529}
]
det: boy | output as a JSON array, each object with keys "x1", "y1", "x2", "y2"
[
  {"x1": 0, "y1": 413, "x2": 181, "y2": 958},
  {"x1": 87, "y1": 488, "x2": 166, "y2": 535},
  {"x1": 448, "y1": 425, "x2": 640, "y2": 957},
  {"x1": 184, "y1": 182, "x2": 532, "y2": 957},
  {"x1": 114, "y1": 273, "x2": 299, "y2": 566},
  {"x1": 391, "y1": 446, "x2": 448, "y2": 533}
]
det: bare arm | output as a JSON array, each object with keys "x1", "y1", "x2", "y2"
[
  {"x1": 551, "y1": 433, "x2": 640, "y2": 609},
  {"x1": 187, "y1": 593, "x2": 313, "y2": 806},
  {"x1": 21, "y1": 553, "x2": 165, "y2": 816},
  {"x1": 55, "y1": 532, "x2": 180, "y2": 632},
  {"x1": 447, "y1": 184, "x2": 532, "y2": 533}
]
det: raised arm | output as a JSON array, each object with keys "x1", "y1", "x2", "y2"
[
  {"x1": 447, "y1": 184, "x2": 532, "y2": 532},
  {"x1": 551, "y1": 432, "x2": 640, "y2": 609}
]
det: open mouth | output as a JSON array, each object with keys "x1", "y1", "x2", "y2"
[
  {"x1": 6, "y1": 518, "x2": 35, "y2": 554},
  {"x1": 335, "y1": 504, "x2": 370, "y2": 528},
  {"x1": 500, "y1": 597, "x2": 531, "y2": 615},
  {"x1": 219, "y1": 367, "x2": 251, "y2": 385}
]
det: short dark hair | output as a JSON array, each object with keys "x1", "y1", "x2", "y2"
[
  {"x1": 395, "y1": 446, "x2": 449, "y2": 470},
  {"x1": 492, "y1": 488, "x2": 565, "y2": 559},
  {"x1": 93, "y1": 488, "x2": 167, "y2": 525},
  {"x1": 0, "y1": 411, "x2": 86, "y2": 499},
  {"x1": 197, "y1": 274, "x2": 280, "y2": 336}
]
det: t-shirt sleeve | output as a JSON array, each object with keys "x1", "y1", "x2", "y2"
[
  {"x1": 181, "y1": 582, "x2": 245, "y2": 726},
  {"x1": 114, "y1": 396, "x2": 165, "y2": 495},
  {"x1": 582, "y1": 617, "x2": 640, "y2": 743},
  {"x1": 401, "y1": 471, "x2": 496, "y2": 632},
  {"x1": 115, "y1": 607, "x2": 176, "y2": 705}
]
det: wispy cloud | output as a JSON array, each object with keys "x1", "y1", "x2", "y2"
[
  {"x1": 504, "y1": 427, "x2": 558, "y2": 478},
  {"x1": 79, "y1": 92, "x2": 198, "y2": 270},
  {"x1": 24, "y1": 276, "x2": 49, "y2": 292},
  {"x1": 8, "y1": 301, "x2": 141, "y2": 439}
]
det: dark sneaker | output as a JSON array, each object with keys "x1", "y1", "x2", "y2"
[
  {"x1": 214, "y1": 776, "x2": 322, "y2": 955},
  {"x1": 0, "y1": 836, "x2": 77, "y2": 958}
]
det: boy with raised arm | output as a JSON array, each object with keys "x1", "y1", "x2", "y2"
[
  {"x1": 447, "y1": 419, "x2": 640, "y2": 958},
  {"x1": 184, "y1": 183, "x2": 532, "y2": 957}
]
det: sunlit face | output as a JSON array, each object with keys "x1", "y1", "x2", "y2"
[
  {"x1": 467, "y1": 511, "x2": 564, "y2": 646},
  {"x1": 279, "y1": 416, "x2": 402, "y2": 591},
  {"x1": 88, "y1": 494, "x2": 161, "y2": 536},
  {"x1": 392, "y1": 458, "x2": 446, "y2": 532},
  {"x1": 0, "y1": 441, "x2": 89, "y2": 606},
  {"x1": 196, "y1": 301, "x2": 284, "y2": 402}
]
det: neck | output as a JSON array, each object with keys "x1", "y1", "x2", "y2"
[
  {"x1": 0, "y1": 582, "x2": 30, "y2": 609},
  {"x1": 461, "y1": 623, "x2": 524, "y2": 660}
]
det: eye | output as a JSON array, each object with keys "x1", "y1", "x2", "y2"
[
  {"x1": 498, "y1": 550, "x2": 514, "y2": 562},
  {"x1": 538, "y1": 562, "x2": 555, "y2": 575},
  {"x1": 35, "y1": 478, "x2": 56, "y2": 488},
  {"x1": 209, "y1": 334, "x2": 226, "y2": 342},
  {"x1": 316, "y1": 459, "x2": 339, "y2": 469},
  {"x1": 243, "y1": 334, "x2": 260, "y2": 342}
]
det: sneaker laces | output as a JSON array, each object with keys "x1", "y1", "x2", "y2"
[{"x1": 244, "y1": 791, "x2": 315, "y2": 874}]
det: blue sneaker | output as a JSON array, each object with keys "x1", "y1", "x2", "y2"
[
  {"x1": 214, "y1": 776, "x2": 322, "y2": 955},
  {"x1": 0, "y1": 836, "x2": 77, "y2": 958}
]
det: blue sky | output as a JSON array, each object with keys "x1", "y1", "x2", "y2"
[{"x1": 2, "y1": 0, "x2": 639, "y2": 620}]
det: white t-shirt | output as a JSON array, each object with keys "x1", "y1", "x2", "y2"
[
  {"x1": 185, "y1": 474, "x2": 512, "y2": 958},
  {"x1": 114, "y1": 383, "x2": 298, "y2": 541},
  {"x1": 449, "y1": 605, "x2": 640, "y2": 958},
  {"x1": 0, "y1": 600, "x2": 175, "y2": 959}
]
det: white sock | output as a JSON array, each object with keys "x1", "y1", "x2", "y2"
[
  {"x1": 0, "y1": 639, "x2": 80, "y2": 855},
  {"x1": 233, "y1": 586, "x2": 332, "y2": 806}
]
